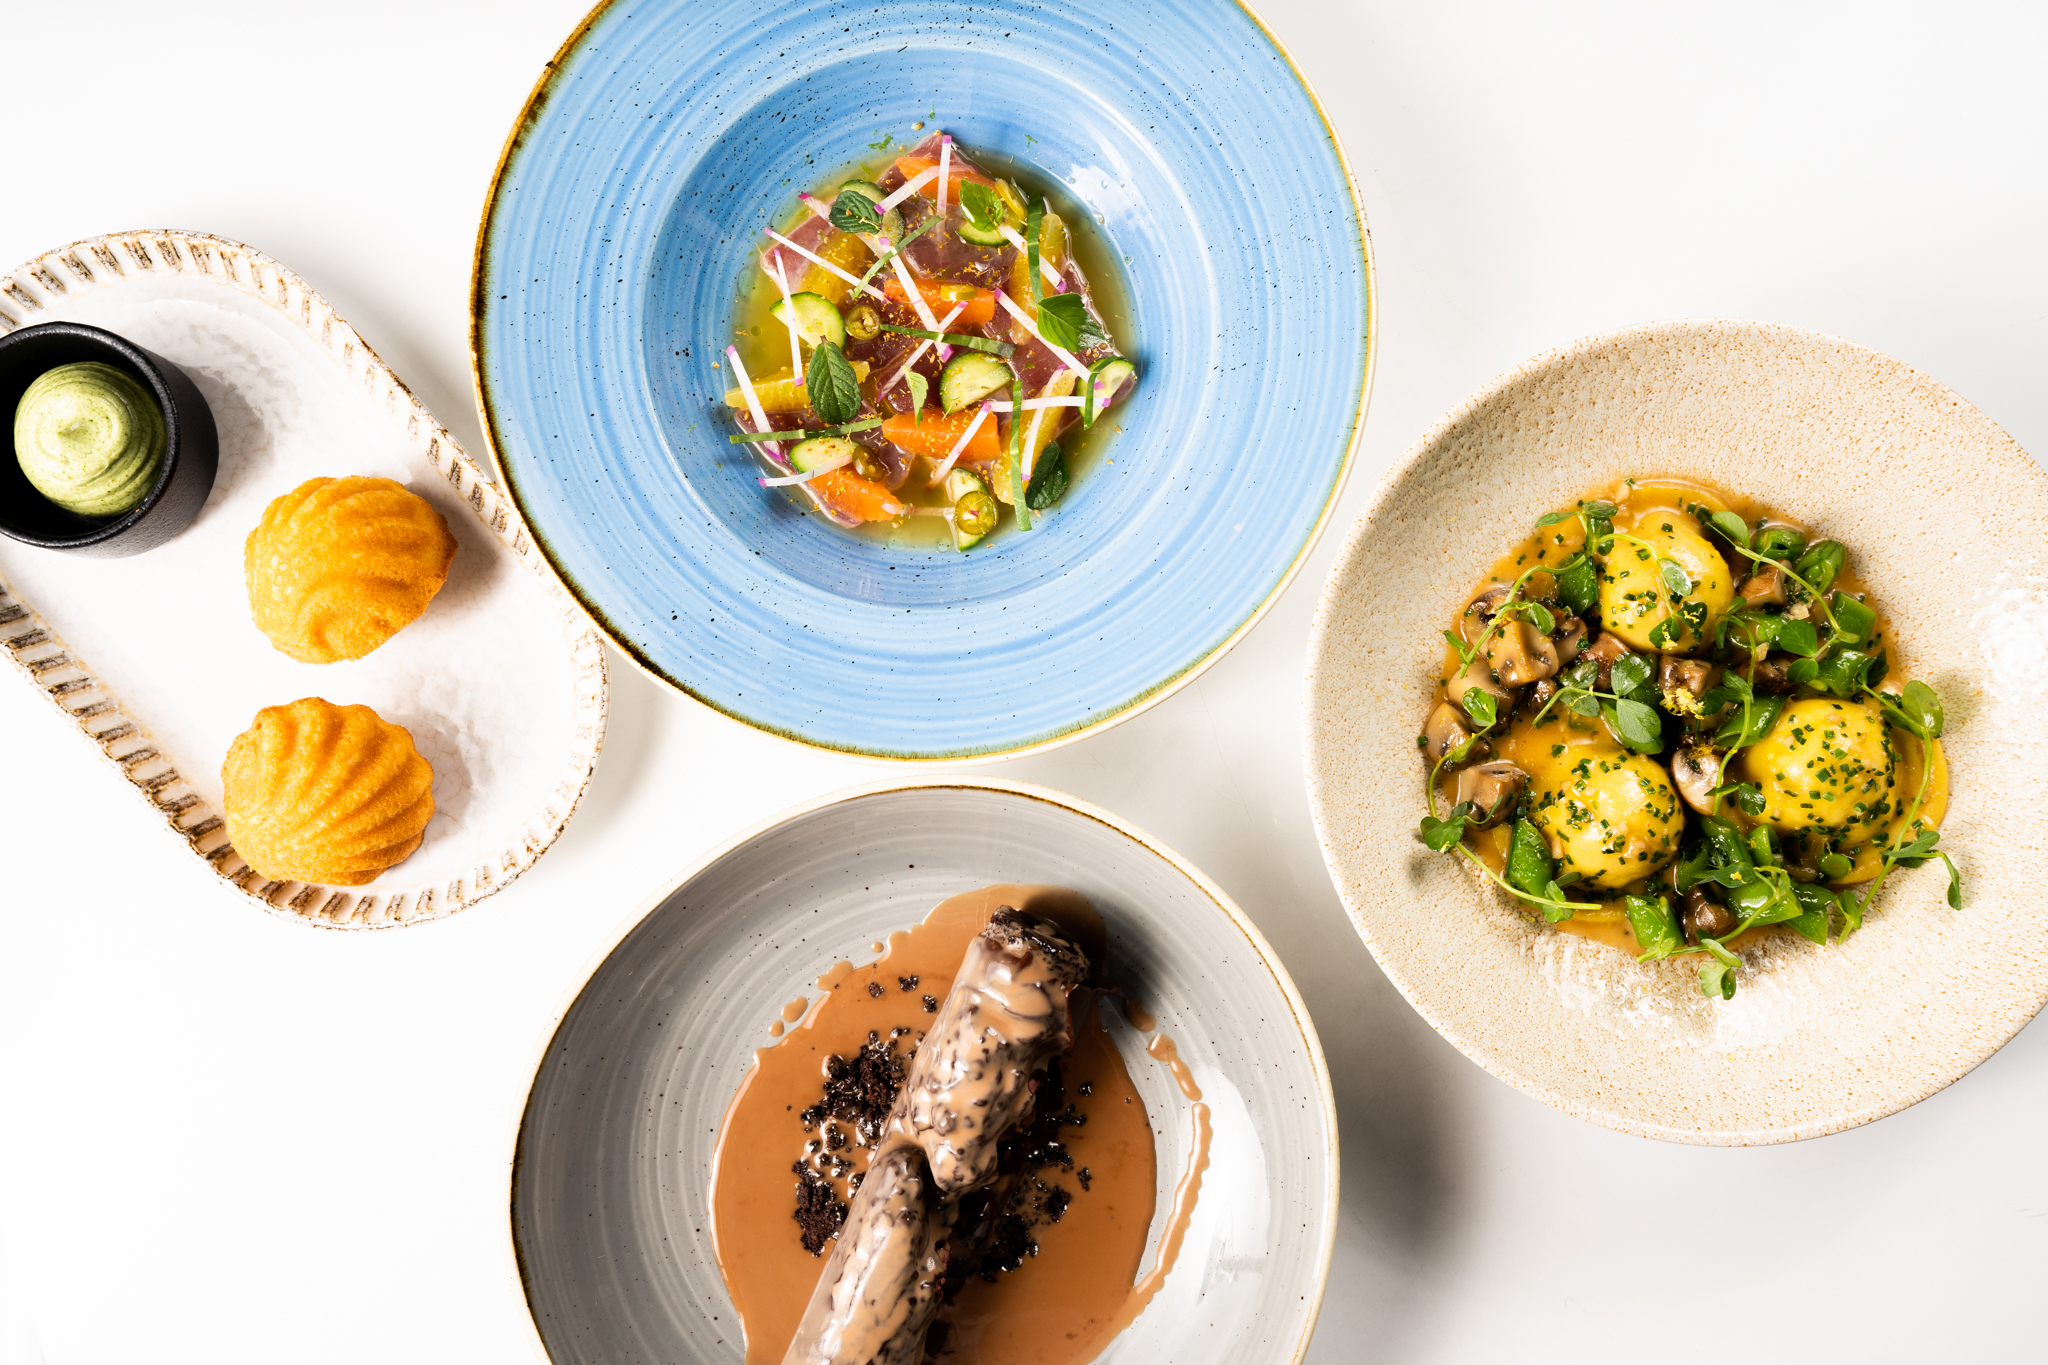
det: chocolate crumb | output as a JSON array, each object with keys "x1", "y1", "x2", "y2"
[
  {"x1": 867, "y1": 981, "x2": 885, "y2": 999},
  {"x1": 792, "y1": 1161, "x2": 846, "y2": 1255},
  {"x1": 898, "y1": 974, "x2": 920, "y2": 991},
  {"x1": 922, "y1": 994, "x2": 938, "y2": 1013},
  {"x1": 1042, "y1": 1185, "x2": 1072, "y2": 1222},
  {"x1": 1078, "y1": 1166, "x2": 1092, "y2": 1191},
  {"x1": 1077, "y1": 1081, "x2": 1093, "y2": 1097}
]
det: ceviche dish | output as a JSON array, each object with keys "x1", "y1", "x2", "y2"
[
  {"x1": 1415, "y1": 479, "x2": 1958, "y2": 1001},
  {"x1": 720, "y1": 132, "x2": 1136, "y2": 549}
]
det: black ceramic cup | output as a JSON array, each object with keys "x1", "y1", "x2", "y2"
[{"x1": 0, "y1": 320, "x2": 219, "y2": 557}]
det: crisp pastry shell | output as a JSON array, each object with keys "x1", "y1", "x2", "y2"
[
  {"x1": 222, "y1": 697, "x2": 435, "y2": 886},
  {"x1": 245, "y1": 475, "x2": 458, "y2": 664}
]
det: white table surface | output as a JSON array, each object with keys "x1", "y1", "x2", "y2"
[{"x1": 3, "y1": 3, "x2": 2044, "y2": 1361}]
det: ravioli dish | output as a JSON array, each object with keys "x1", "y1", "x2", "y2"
[
  {"x1": 1414, "y1": 480, "x2": 1958, "y2": 1001},
  {"x1": 721, "y1": 132, "x2": 1136, "y2": 548}
]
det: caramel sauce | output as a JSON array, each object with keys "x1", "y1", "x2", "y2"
[
  {"x1": 709, "y1": 886, "x2": 1201, "y2": 1365},
  {"x1": 1431, "y1": 477, "x2": 1950, "y2": 955}
]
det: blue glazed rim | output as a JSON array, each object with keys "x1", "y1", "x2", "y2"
[{"x1": 471, "y1": 0, "x2": 1375, "y2": 761}]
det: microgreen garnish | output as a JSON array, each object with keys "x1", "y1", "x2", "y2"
[
  {"x1": 805, "y1": 342, "x2": 863, "y2": 427},
  {"x1": 829, "y1": 189, "x2": 884, "y2": 235},
  {"x1": 867, "y1": 133, "x2": 894, "y2": 151},
  {"x1": 1527, "y1": 653, "x2": 1664, "y2": 753},
  {"x1": 878, "y1": 324, "x2": 1016, "y2": 357},
  {"x1": 729, "y1": 416, "x2": 885, "y2": 444},
  {"x1": 905, "y1": 371, "x2": 929, "y2": 422}
]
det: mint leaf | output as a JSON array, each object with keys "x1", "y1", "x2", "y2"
[
  {"x1": 1026, "y1": 439, "x2": 1067, "y2": 510},
  {"x1": 905, "y1": 370, "x2": 928, "y2": 422},
  {"x1": 805, "y1": 342, "x2": 862, "y2": 426},
  {"x1": 1034, "y1": 292, "x2": 1105, "y2": 352},
  {"x1": 829, "y1": 189, "x2": 883, "y2": 235},
  {"x1": 959, "y1": 181, "x2": 1004, "y2": 233}
]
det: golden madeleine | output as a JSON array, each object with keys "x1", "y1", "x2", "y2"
[
  {"x1": 246, "y1": 476, "x2": 458, "y2": 663},
  {"x1": 223, "y1": 697, "x2": 435, "y2": 886}
]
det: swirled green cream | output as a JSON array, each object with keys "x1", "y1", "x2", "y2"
[{"x1": 13, "y1": 362, "x2": 166, "y2": 517}]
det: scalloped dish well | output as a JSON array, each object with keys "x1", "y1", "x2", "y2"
[{"x1": 0, "y1": 232, "x2": 604, "y2": 928}]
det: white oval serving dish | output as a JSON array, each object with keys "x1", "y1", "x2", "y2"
[
  {"x1": 1306, "y1": 319, "x2": 2048, "y2": 1143},
  {"x1": 0, "y1": 231, "x2": 606, "y2": 928},
  {"x1": 508, "y1": 777, "x2": 1337, "y2": 1364}
]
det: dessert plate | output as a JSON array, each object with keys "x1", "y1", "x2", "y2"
[
  {"x1": 509, "y1": 778, "x2": 1336, "y2": 1363},
  {"x1": 0, "y1": 232, "x2": 606, "y2": 928},
  {"x1": 472, "y1": 0, "x2": 1373, "y2": 760},
  {"x1": 1306, "y1": 319, "x2": 2048, "y2": 1143}
]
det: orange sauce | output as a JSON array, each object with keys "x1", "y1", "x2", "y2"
[{"x1": 1429, "y1": 477, "x2": 1949, "y2": 955}]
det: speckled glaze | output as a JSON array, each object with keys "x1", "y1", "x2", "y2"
[
  {"x1": 508, "y1": 779, "x2": 1337, "y2": 1363},
  {"x1": 471, "y1": 0, "x2": 1372, "y2": 760},
  {"x1": 0, "y1": 233, "x2": 607, "y2": 928},
  {"x1": 1306, "y1": 320, "x2": 2048, "y2": 1144}
]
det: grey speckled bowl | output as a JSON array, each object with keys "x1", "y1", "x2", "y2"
[
  {"x1": 508, "y1": 779, "x2": 1336, "y2": 1362},
  {"x1": 1307, "y1": 319, "x2": 2048, "y2": 1144}
]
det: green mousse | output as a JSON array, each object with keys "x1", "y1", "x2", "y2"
[{"x1": 14, "y1": 361, "x2": 166, "y2": 517}]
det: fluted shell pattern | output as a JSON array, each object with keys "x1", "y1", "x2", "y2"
[
  {"x1": 245, "y1": 475, "x2": 457, "y2": 664},
  {"x1": 222, "y1": 697, "x2": 435, "y2": 886}
]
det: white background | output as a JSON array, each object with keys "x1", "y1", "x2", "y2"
[{"x1": 3, "y1": 2, "x2": 2044, "y2": 1361}]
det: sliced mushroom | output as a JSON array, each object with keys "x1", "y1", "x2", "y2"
[
  {"x1": 1583, "y1": 631, "x2": 1635, "y2": 692},
  {"x1": 1458, "y1": 584, "x2": 1514, "y2": 646},
  {"x1": 1445, "y1": 656, "x2": 1514, "y2": 714},
  {"x1": 1680, "y1": 887, "x2": 1737, "y2": 944},
  {"x1": 1553, "y1": 617, "x2": 1588, "y2": 665},
  {"x1": 1738, "y1": 565, "x2": 1787, "y2": 608},
  {"x1": 1522, "y1": 677, "x2": 1559, "y2": 715},
  {"x1": 1485, "y1": 619, "x2": 1560, "y2": 687},
  {"x1": 1671, "y1": 744, "x2": 1723, "y2": 815},
  {"x1": 1454, "y1": 761, "x2": 1528, "y2": 829},
  {"x1": 1422, "y1": 700, "x2": 1479, "y2": 762},
  {"x1": 1750, "y1": 658, "x2": 1793, "y2": 694},
  {"x1": 1658, "y1": 654, "x2": 1714, "y2": 698}
]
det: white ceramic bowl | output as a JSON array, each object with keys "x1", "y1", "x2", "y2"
[
  {"x1": 507, "y1": 779, "x2": 1336, "y2": 1362},
  {"x1": 1306, "y1": 319, "x2": 2048, "y2": 1144}
]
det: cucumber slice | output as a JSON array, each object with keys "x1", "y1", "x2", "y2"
[
  {"x1": 945, "y1": 469, "x2": 998, "y2": 550},
  {"x1": 956, "y1": 216, "x2": 1008, "y2": 247},
  {"x1": 838, "y1": 180, "x2": 904, "y2": 240},
  {"x1": 938, "y1": 352, "x2": 1013, "y2": 414},
  {"x1": 769, "y1": 292, "x2": 845, "y2": 348},
  {"x1": 1083, "y1": 356, "x2": 1136, "y2": 427},
  {"x1": 788, "y1": 435, "x2": 862, "y2": 472}
]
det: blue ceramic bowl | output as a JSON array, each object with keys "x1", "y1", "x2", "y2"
[{"x1": 473, "y1": 0, "x2": 1372, "y2": 759}]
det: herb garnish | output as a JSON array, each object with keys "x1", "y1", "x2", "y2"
[
  {"x1": 1007, "y1": 372, "x2": 1030, "y2": 530},
  {"x1": 856, "y1": 217, "x2": 942, "y2": 289},
  {"x1": 1026, "y1": 439, "x2": 1067, "y2": 510},
  {"x1": 905, "y1": 371, "x2": 929, "y2": 422},
  {"x1": 877, "y1": 324, "x2": 1016, "y2": 357},
  {"x1": 959, "y1": 181, "x2": 1006, "y2": 235},
  {"x1": 1035, "y1": 293, "x2": 1109, "y2": 353},
  {"x1": 829, "y1": 189, "x2": 884, "y2": 235},
  {"x1": 729, "y1": 417, "x2": 886, "y2": 444},
  {"x1": 805, "y1": 342, "x2": 863, "y2": 427}
]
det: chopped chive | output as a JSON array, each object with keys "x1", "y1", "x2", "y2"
[
  {"x1": 729, "y1": 417, "x2": 885, "y2": 444},
  {"x1": 878, "y1": 324, "x2": 1015, "y2": 357}
]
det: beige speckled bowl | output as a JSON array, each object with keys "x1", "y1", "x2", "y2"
[{"x1": 1306, "y1": 320, "x2": 2048, "y2": 1144}]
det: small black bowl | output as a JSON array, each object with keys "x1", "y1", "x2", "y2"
[{"x1": 0, "y1": 320, "x2": 219, "y2": 558}]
